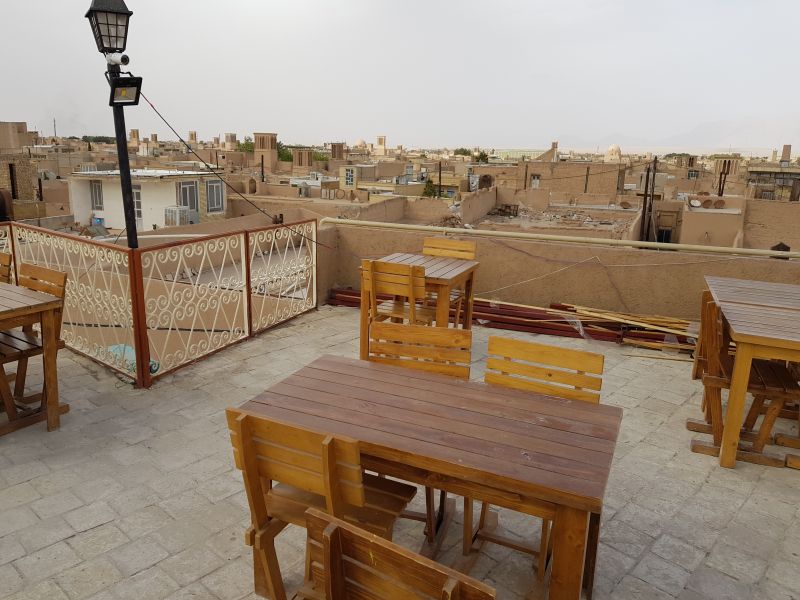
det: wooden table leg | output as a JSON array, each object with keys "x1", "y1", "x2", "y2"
[
  {"x1": 41, "y1": 308, "x2": 60, "y2": 431},
  {"x1": 359, "y1": 286, "x2": 369, "y2": 360},
  {"x1": 719, "y1": 343, "x2": 754, "y2": 468},
  {"x1": 463, "y1": 273, "x2": 475, "y2": 330},
  {"x1": 435, "y1": 284, "x2": 450, "y2": 327},
  {"x1": 582, "y1": 512, "x2": 600, "y2": 600},
  {"x1": 549, "y1": 505, "x2": 588, "y2": 600}
]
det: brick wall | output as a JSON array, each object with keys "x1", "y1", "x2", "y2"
[{"x1": 0, "y1": 155, "x2": 37, "y2": 201}]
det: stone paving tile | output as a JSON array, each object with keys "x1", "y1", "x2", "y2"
[{"x1": 2, "y1": 307, "x2": 800, "y2": 600}]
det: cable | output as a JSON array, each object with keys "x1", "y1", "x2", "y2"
[{"x1": 139, "y1": 92, "x2": 336, "y2": 252}]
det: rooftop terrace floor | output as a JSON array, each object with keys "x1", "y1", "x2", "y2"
[{"x1": 1, "y1": 306, "x2": 799, "y2": 600}]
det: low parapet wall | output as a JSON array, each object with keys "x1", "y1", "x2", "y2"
[{"x1": 318, "y1": 221, "x2": 800, "y2": 320}]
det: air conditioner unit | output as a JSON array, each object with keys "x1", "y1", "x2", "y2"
[{"x1": 165, "y1": 205, "x2": 190, "y2": 227}]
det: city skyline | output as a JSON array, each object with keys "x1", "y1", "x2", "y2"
[{"x1": 5, "y1": 0, "x2": 800, "y2": 152}]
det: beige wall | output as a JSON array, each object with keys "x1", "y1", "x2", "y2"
[
  {"x1": 460, "y1": 187, "x2": 498, "y2": 223},
  {"x1": 744, "y1": 199, "x2": 800, "y2": 250},
  {"x1": 317, "y1": 224, "x2": 800, "y2": 320},
  {"x1": 404, "y1": 197, "x2": 452, "y2": 224}
]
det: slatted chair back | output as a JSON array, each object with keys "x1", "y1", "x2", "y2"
[
  {"x1": 691, "y1": 290, "x2": 713, "y2": 380},
  {"x1": 485, "y1": 336, "x2": 604, "y2": 403},
  {"x1": 305, "y1": 508, "x2": 496, "y2": 600},
  {"x1": 422, "y1": 237, "x2": 477, "y2": 261},
  {"x1": 361, "y1": 259, "x2": 426, "y2": 323},
  {"x1": 704, "y1": 299, "x2": 735, "y2": 379},
  {"x1": 227, "y1": 410, "x2": 367, "y2": 526},
  {"x1": 17, "y1": 263, "x2": 67, "y2": 336},
  {"x1": 368, "y1": 321, "x2": 472, "y2": 379},
  {"x1": 0, "y1": 253, "x2": 12, "y2": 284}
]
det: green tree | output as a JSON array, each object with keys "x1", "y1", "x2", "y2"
[
  {"x1": 454, "y1": 147, "x2": 471, "y2": 156},
  {"x1": 475, "y1": 150, "x2": 489, "y2": 163},
  {"x1": 422, "y1": 178, "x2": 437, "y2": 197},
  {"x1": 313, "y1": 151, "x2": 329, "y2": 162},
  {"x1": 277, "y1": 141, "x2": 293, "y2": 162},
  {"x1": 82, "y1": 135, "x2": 115, "y2": 144},
  {"x1": 236, "y1": 136, "x2": 254, "y2": 152}
]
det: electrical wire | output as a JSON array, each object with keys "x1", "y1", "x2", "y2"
[{"x1": 139, "y1": 92, "x2": 336, "y2": 252}]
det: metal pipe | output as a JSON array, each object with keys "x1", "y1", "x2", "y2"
[{"x1": 318, "y1": 217, "x2": 800, "y2": 259}]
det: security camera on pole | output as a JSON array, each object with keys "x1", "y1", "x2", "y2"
[{"x1": 85, "y1": 0, "x2": 142, "y2": 249}]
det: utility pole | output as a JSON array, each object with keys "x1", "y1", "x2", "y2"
[
  {"x1": 584, "y1": 165, "x2": 590, "y2": 194},
  {"x1": 649, "y1": 156, "x2": 658, "y2": 242},
  {"x1": 53, "y1": 118, "x2": 57, "y2": 139},
  {"x1": 260, "y1": 155, "x2": 265, "y2": 183},
  {"x1": 438, "y1": 160, "x2": 442, "y2": 198},
  {"x1": 640, "y1": 165, "x2": 651, "y2": 241},
  {"x1": 717, "y1": 159, "x2": 730, "y2": 196}
]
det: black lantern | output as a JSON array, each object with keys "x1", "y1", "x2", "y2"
[
  {"x1": 85, "y1": 0, "x2": 140, "y2": 251},
  {"x1": 85, "y1": 0, "x2": 132, "y2": 54}
]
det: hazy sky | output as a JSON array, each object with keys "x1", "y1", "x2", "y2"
[{"x1": 5, "y1": 0, "x2": 799, "y2": 153}]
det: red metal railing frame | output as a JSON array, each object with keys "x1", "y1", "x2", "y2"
[{"x1": 5, "y1": 219, "x2": 319, "y2": 389}]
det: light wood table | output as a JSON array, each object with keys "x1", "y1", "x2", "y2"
[
  {"x1": 705, "y1": 276, "x2": 800, "y2": 468},
  {"x1": 0, "y1": 282, "x2": 66, "y2": 435},
  {"x1": 238, "y1": 354, "x2": 622, "y2": 600},
  {"x1": 380, "y1": 252, "x2": 479, "y2": 328}
]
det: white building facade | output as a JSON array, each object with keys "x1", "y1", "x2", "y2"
[{"x1": 69, "y1": 169, "x2": 228, "y2": 231}]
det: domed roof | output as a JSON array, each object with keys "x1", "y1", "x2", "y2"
[
  {"x1": 607, "y1": 144, "x2": 621, "y2": 154},
  {"x1": 353, "y1": 138, "x2": 366, "y2": 147}
]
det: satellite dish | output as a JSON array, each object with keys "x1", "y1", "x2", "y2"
[
  {"x1": 620, "y1": 201, "x2": 632, "y2": 209},
  {"x1": 702, "y1": 199, "x2": 713, "y2": 208},
  {"x1": 714, "y1": 199, "x2": 726, "y2": 209},
  {"x1": 689, "y1": 199, "x2": 702, "y2": 208}
]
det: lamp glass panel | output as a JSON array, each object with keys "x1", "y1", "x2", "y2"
[{"x1": 113, "y1": 86, "x2": 138, "y2": 103}]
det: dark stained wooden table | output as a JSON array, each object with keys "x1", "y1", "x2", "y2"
[
  {"x1": 704, "y1": 276, "x2": 800, "y2": 467},
  {"x1": 237, "y1": 354, "x2": 622, "y2": 600},
  {"x1": 380, "y1": 253, "x2": 479, "y2": 327},
  {"x1": 0, "y1": 282, "x2": 66, "y2": 435}
]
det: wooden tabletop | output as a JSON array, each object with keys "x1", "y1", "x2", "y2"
[
  {"x1": 706, "y1": 276, "x2": 800, "y2": 310},
  {"x1": 239, "y1": 354, "x2": 622, "y2": 513},
  {"x1": 381, "y1": 253, "x2": 479, "y2": 285},
  {"x1": 0, "y1": 282, "x2": 62, "y2": 318},
  {"x1": 717, "y1": 301, "x2": 800, "y2": 350}
]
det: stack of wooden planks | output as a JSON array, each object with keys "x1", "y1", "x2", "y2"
[{"x1": 328, "y1": 288, "x2": 697, "y2": 352}]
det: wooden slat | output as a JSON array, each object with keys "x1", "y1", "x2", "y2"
[
  {"x1": 486, "y1": 356, "x2": 602, "y2": 391},
  {"x1": 485, "y1": 371, "x2": 600, "y2": 404},
  {"x1": 423, "y1": 237, "x2": 477, "y2": 261},
  {"x1": 488, "y1": 336, "x2": 604, "y2": 374}
]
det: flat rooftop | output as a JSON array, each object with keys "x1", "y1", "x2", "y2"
[{"x1": 1, "y1": 306, "x2": 799, "y2": 599}]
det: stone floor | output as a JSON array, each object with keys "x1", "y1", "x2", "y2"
[{"x1": 1, "y1": 305, "x2": 800, "y2": 600}]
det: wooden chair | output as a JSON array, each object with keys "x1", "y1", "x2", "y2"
[
  {"x1": 368, "y1": 320, "x2": 472, "y2": 379},
  {"x1": 359, "y1": 259, "x2": 435, "y2": 359},
  {"x1": 367, "y1": 320, "x2": 472, "y2": 548},
  {"x1": 687, "y1": 297, "x2": 800, "y2": 463},
  {"x1": 226, "y1": 409, "x2": 417, "y2": 600},
  {"x1": 0, "y1": 264, "x2": 67, "y2": 420},
  {"x1": 464, "y1": 336, "x2": 604, "y2": 583},
  {"x1": 0, "y1": 253, "x2": 12, "y2": 284},
  {"x1": 422, "y1": 237, "x2": 477, "y2": 327},
  {"x1": 298, "y1": 508, "x2": 495, "y2": 600}
]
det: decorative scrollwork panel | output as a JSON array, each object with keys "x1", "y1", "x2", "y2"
[{"x1": 248, "y1": 221, "x2": 317, "y2": 333}]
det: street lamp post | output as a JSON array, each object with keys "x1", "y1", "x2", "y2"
[{"x1": 85, "y1": 0, "x2": 142, "y2": 249}]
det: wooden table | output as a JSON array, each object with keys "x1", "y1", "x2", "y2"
[
  {"x1": 705, "y1": 276, "x2": 800, "y2": 467},
  {"x1": 0, "y1": 282, "x2": 66, "y2": 435},
  {"x1": 238, "y1": 355, "x2": 622, "y2": 600},
  {"x1": 380, "y1": 253, "x2": 479, "y2": 328}
]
